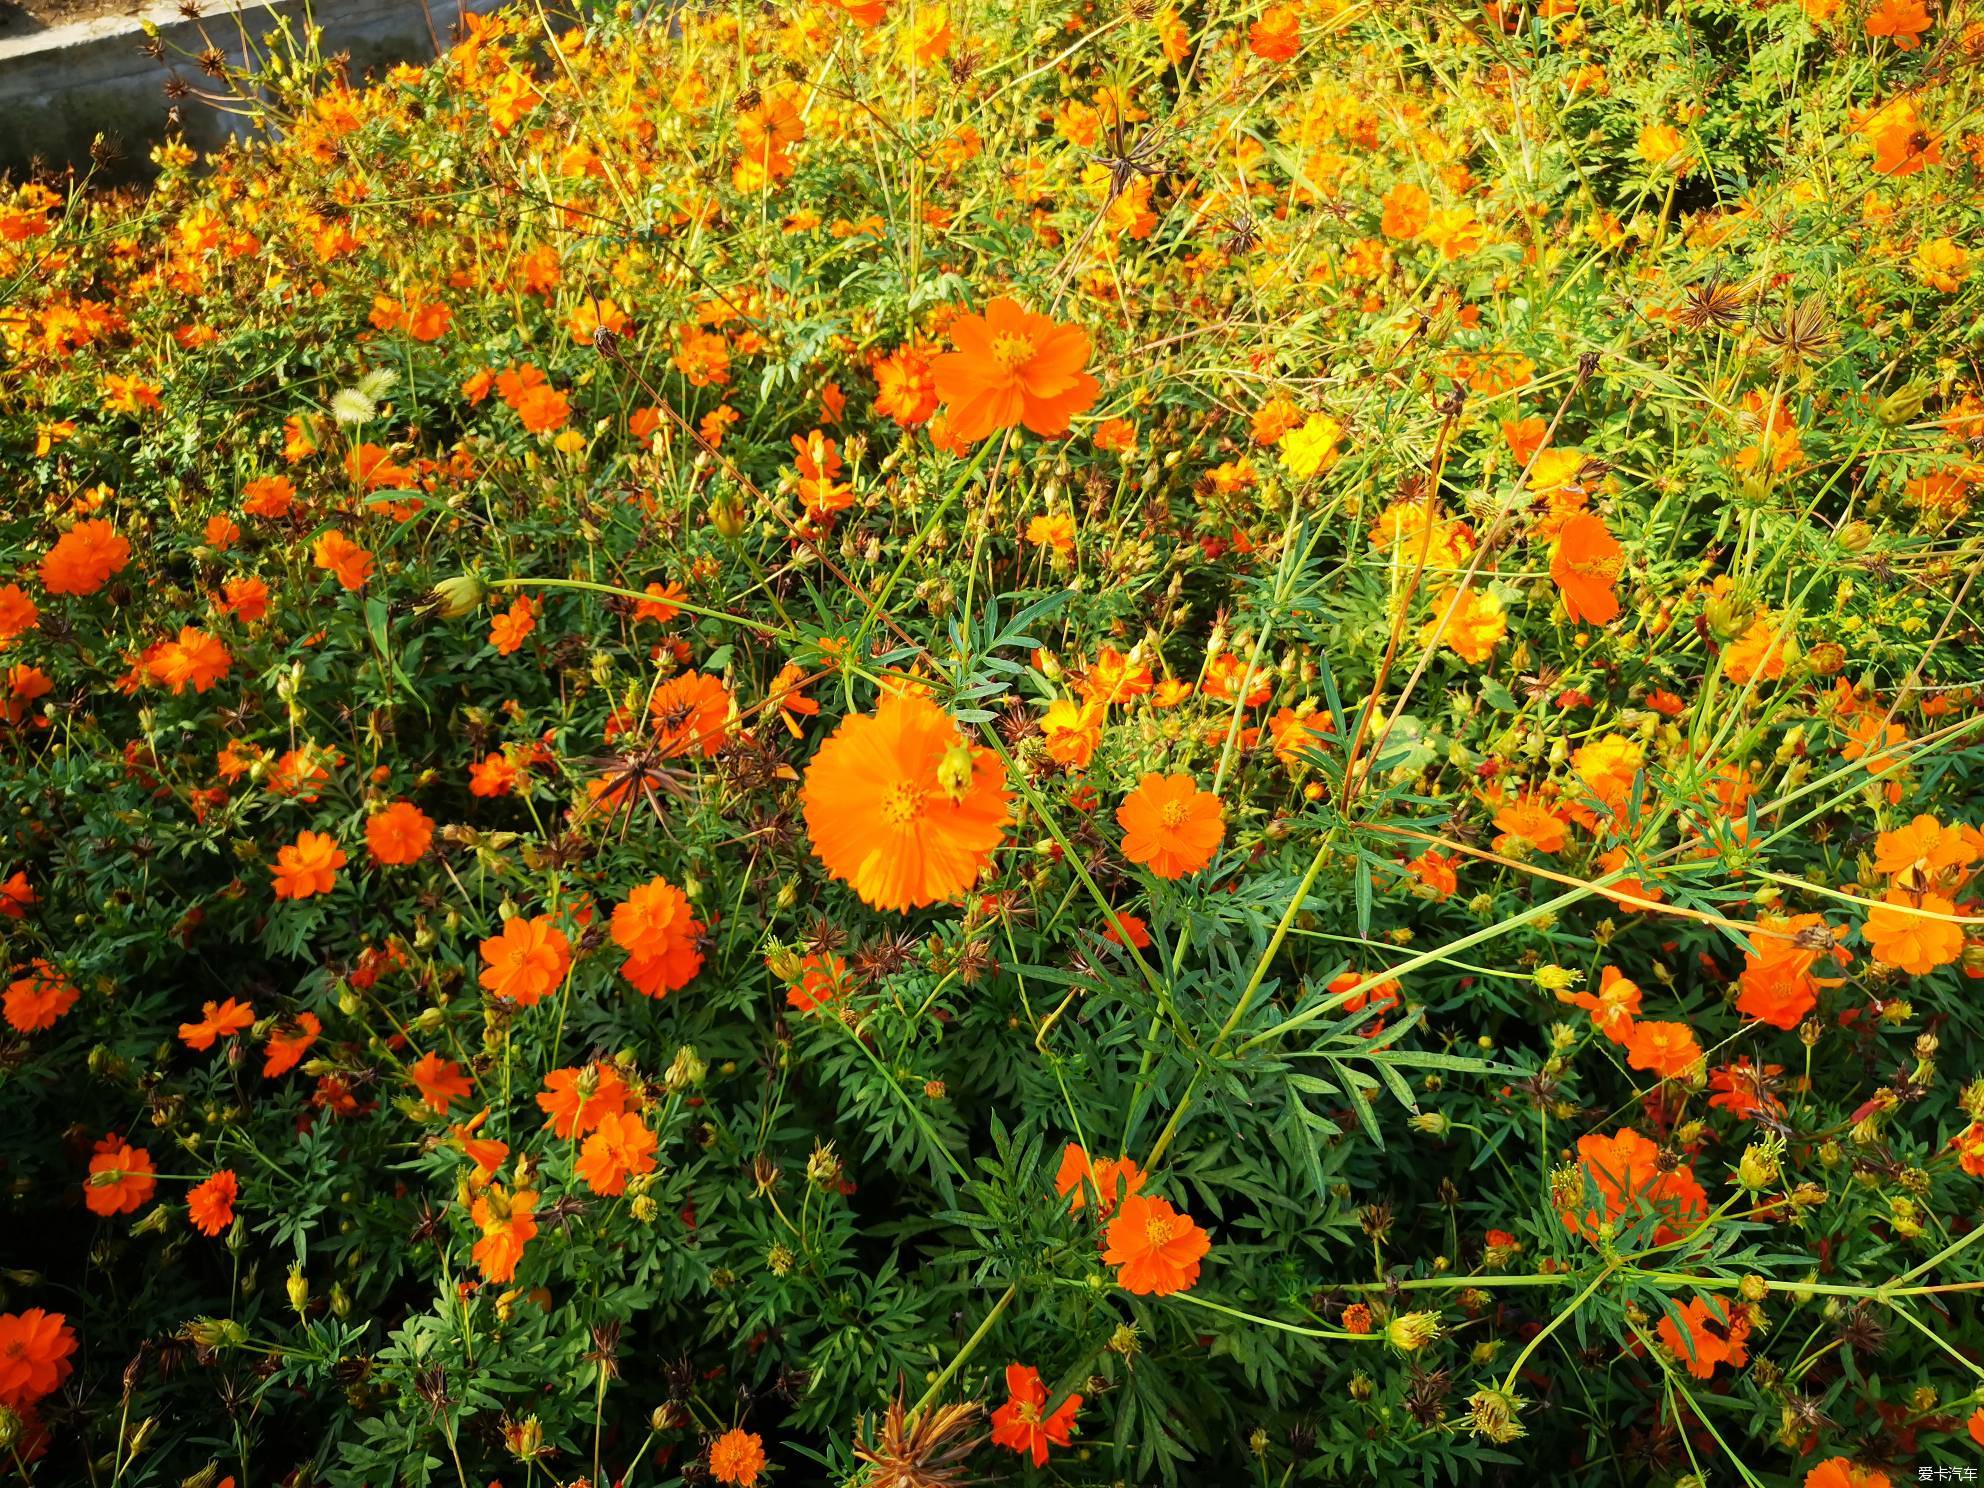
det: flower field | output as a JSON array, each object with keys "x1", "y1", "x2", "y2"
[{"x1": 2, "y1": 0, "x2": 1984, "y2": 1481}]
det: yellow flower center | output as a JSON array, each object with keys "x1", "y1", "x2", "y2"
[
  {"x1": 1014, "y1": 1400, "x2": 1040, "y2": 1425},
  {"x1": 1158, "y1": 799, "x2": 1193, "y2": 829},
  {"x1": 882, "y1": 781, "x2": 928, "y2": 825},
  {"x1": 989, "y1": 331, "x2": 1036, "y2": 369},
  {"x1": 1145, "y1": 1213, "x2": 1177, "y2": 1247}
]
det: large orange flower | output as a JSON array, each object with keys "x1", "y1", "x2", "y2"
[
  {"x1": 574, "y1": 1110, "x2": 658, "y2": 1195},
  {"x1": 611, "y1": 876, "x2": 705, "y2": 997},
  {"x1": 1102, "y1": 1193, "x2": 1210, "y2": 1295},
  {"x1": 478, "y1": 913, "x2": 572, "y2": 1005},
  {"x1": 470, "y1": 1185, "x2": 537, "y2": 1282},
  {"x1": 1549, "y1": 512, "x2": 1623, "y2": 625},
  {"x1": 365, "y1": 801, "x2": 434, "y2": 865},
  {"x1": 537, "y1": 1063, "x2": 630, "y2": 1139},
  {"x1": 931, "y1": 298, "x2": 1100, "y2": 443},
  {"x1": 271, "y1": 830, "x2": 345, "y2": 900},
  {"x1": 801, "y1": 691, "x2": 1010, "y2": 911},
  {"x1": 1558, "y1": 1127, "x2": 1705, "y2": 1245},
  {"x1": 0, "y1": 1309, "x2": 77, "y2": 1409},
  {"x1": 1862, "y1": 889, "x2": 1965, "y2": 974},
  {"x1": 186, "y1": 1170, "x2": 239, "y2": 1237},
  {"x1": 40, "y1": 519, "x2": 130, "y2": 597},
  {"x1": 85, "y1": 1137, "x2": 156, "y2": 1216},
  {"x1": 1116, "y1": 773, "x2": 1225, "y2": 878}
]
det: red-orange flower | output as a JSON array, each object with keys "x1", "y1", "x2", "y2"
[
  {"x1": 649, "y1": 671, "x2": 733, "y2": 757},
  {"x1": 1558, "y1": 1127, "x2": 1705, "y2": 1246},
  {"x1": 186, "y1": 1170, "x2": 239, "y2": 1236},
  {"x1": 40, "y1": 519, "x2": 131, "y2": 597},
  {"x1": 931, "y1": 298, "x2": 1100, "y2": 443},
  {"x1": 179, "y1": 996, "x2": 255, "y2": 1051},
  {"x1": 470, "y1": 1185, "x2": 538, "y2": 1282},
  {"x1": 575, "y1": 1110, "x2": 658, "y2": 1195},
  {"x1": 0, "y1": 1309, "x2": 77, "y2": 1408},
  {"x1": 1550, "y1": 513, "x2": 1624, "y2": 625},
  {"x1": 478, "y1": 914, "x2": 572, "y2": 1005},
  {"x1": 85, "y1": 1137, "x2": 156, "y2": 1216},
  {"x1": 146, "y1": 626, "x2": 231, "y2": 693},
  {"x1": 272, "y1": 830, "x2": 345, "y2": 900},
  {"x1": 990, "y1": 1363, "x2": 1083, "y2": 1467},
  {"x1": 312, "y1": 529, "x2": 374, "y2": 591},
  {"x1": 1054, "y1": 1142, "x2": 1144, "y2": 1215},
  {"x1": 1101, "y1": 1192, "x2": 1210, "y2": 1295},
  {"x1": 1623, "y1": 1019, "x2": 1703, "y2": 1080},
  {"x1": 1656, "y1": 1296, "x2": 1751, "y2": 1379},
  {"x1": 1805, "y1": 1459, "x2": 1890, "y2": 1488},
  {"x1": 537, "y1": 1064, "x2": 630, "y2": 1139},
  {"x1": 262, "y1": 1012, "x2": 321, "y2": 1077},
  {"x1": 3, "y1": 960, "x2": 77, "y2": 1034},
  {"x1": 409, "y1": 1050, "x2": 473, "y2": 1114},
  {"x1": 708, "y1": 1428, "x2": 767, "y2": 1487},
  {"x1": 365, "y1": 801, "x2": 434, "y2": 865},
  {"x1": 802, "y1": 691, "x2": 1011, "y2": 911},
  {"x1": 611, "y1": 876, "x2": 705, "y2": 998},
  {"x1": 1862, "y1": 889, "x2": 1964, "y2": 975},
  {"x1": 1116, "y1": 773, "x2": 1225, "y2": 879}
]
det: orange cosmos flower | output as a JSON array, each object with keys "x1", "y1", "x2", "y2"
[
  {"x1": 708, "y1": 1428, "x2": 767, "y2": 1487},
  {"x1": 365, "y1": 801, "x2": 434, "y2": 865},
  {"x1": 1054, "y1": 1142, "x2": 1144, "y2": 1215},
  {"x1": 0, "y1": 584, "x2": 38, "y2": 647},
  {"x1": 1248, "y1": 4, "x2": 1302, "y2": 59},
  {"x1": 312, "y1": 529, "x2": 374, "y2": 591},
  {"x1": 488, "y1": 597, "x2": 536, "y2": 656},
  {"x1": 778, "y1": 951, "x2": 850, "y2": 1012},
  {"x1": 186, "y1": 1170, "x2": 239, "y2": 1236},
  {"x1": 469, "y1": 1185, "x2": 538, "y2": 1283},
  {"x1": 649, "y1": 671, "x2": 733, "y2": 757},
  {"x1": 575, "y1": 1110, "x2": 659, "y2": 1195},
  {"x1": 1805, "y1": 1460, "x2": 1890, "y2": 1488},
  {"x1": 1872, "y1": 813, "x2": 1976, "y2": 887},
  {"x1": 1864, "y1": 0, "x2": 1930, "y2": 45},
  {"x1": 1102, "y1": 1192, "x2": 1210, "y2": 1295},
  {"x1": 990, "y1": 1363, "x2": 1083, "y2": 1467},
  {"x1": 1491, "y1": 795, "x2": 1566, "y2": 855},
  {"x1": 1558, "y1": 965, "x2": 1640, "y2": 1042},
  {"x1": 872, "y1": 344, "x2": 939, "y2": 427},
  {"x1": 409, "y1": 1051, "x2": 473, "y2": 1114},
  {"x1": 85, "y1": 1137, "x2": 156, "y2": 1216},
  {"x1": 1861, "y1": 889, "x2": 1965, "y2": 974},
  {"x1": 538, "y1": 1064, "x2": 631, "y2": 1139},
  {"x1": 4, "y1": 961, "x2": 77, "y2": 1034},
  {"x1": 1656, "y1": 1296, "x2": 1751, "y2": 1379},
  {"x1": 1558, "y1": 1127, "x2": 1705, "y2": 1246},
  {"x1": 801, "y1": 691, "x2": 1011, "y2": 911},
  {"x1": 1623, "y1": 1018, "x2": 1703, "y2": 1080},
  {"x1": 241, "y1": 473, "x2": 296, "y2": 517},
  {"x1": 179, "y1": 997, "x2": 255, "y2": 1051},
  {"x1": 449, "y1": 1109, "x2": 510, "y2": 1184},
  {"x1": 478, "y1": 914, "x2": 572, "y2": 1005},
  {"x1": 0, "y1": 1309, "x2": 77, "y2": 1409},
  {"x1": 1039, "y1": 697, "x2": 1102, "y2": 768},
  {"x1": 218, "y1": 575, "x2": 268, "y2": 621},
  {"x1": 611, "y1": 877, "x2": 705, "y2": 998},
  {"x1": 272, "y1": 830, "x2": 345, "y2": 900},
  {"x1": 1116, "y1": 773, "x2": 1225, "y2": 879},
  {"x1": 144, "y1": 626, "x2": 230, "y2": 694},
  {"x1": 1549, "y1": 512, "x2": 1624, "y2": 625},
  {"x1": 40, "y1": 519, "x2": 131, "y2": 597},
  {"x1": 262, "y1": 1012, "x2": 320, "y2": 1077},
  {"x1": 930, "y1": 298, "x2": 1100, "y2": 444}
]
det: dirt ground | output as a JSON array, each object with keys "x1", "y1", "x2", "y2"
[{"x1": 0, "y1": 0, "x2": 154, "y2": 41}]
